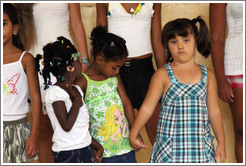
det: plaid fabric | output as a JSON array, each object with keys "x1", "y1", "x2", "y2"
[{"x1": 150, "y1": 64, "x2": 216, "y2": 163}]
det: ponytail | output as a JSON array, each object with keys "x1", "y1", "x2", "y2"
[{"x1": 191, "y1": 16, "x2": 211, "y2": 58}]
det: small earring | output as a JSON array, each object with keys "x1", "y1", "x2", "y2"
[{"x1": 13, "y1": 32, "x2": 17, "y2": 35}]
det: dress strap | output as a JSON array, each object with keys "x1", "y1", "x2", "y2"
[
  {"x1": 200, "y1": 65, "x2": 207, "y2": 85},
  {"x1": 164, "y1": 64, "x2": 177, "y2": 84},
  {"x1": 82, "y1": 72, "x2": 90, "y2": 82},
  {"x1": 18, "y1": 51, "x2": 27, "y2": 62}
]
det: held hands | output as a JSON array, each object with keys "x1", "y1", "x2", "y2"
[
  {"x1": 134, "y1": 134, "x2": 144, "y2": 152},
  {"x1": 129, "y1": 134, "x2": 148, "y2": 151},
  {"x1": 217, "y1": 78, "x2": 234, "y2": 103},
  {"x1": 25, "y1": 134, "x2": 39, "y2": 158},
  {"x1": 214, "y1": 143, "x2": 226, "y2": 163}
]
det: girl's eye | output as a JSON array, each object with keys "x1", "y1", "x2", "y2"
[
  {"x1": 3, "y1": 22, "x2": 7, "y2": 26},
  {"x1": 170, "y1": 40, "x2": 176, "y2": 44},
  {"x1": 184, "y1": 39, "x2": 190, "y2": 42}
]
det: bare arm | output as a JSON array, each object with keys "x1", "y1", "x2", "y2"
[
  {"x1": 52, "y1": 87, "x2": 82, "y2": 132},
  {"x1": 22, "y1": 52, "x2": 41, "y2": 157},
  {"x1": 207, "y1": 69, "x2": 226, "y2": 163},
  {"x1": 96, "y1": 3, "x2": 108, "y2": 27},
  {"x1": 116, "y1": 75, "x2": 135, "y2": 129},
  {"x1": 69, "y1": 3, "x2": 89, "y2": 72},
  {"x1": 151, "y1": 3, "x2": 166, "y2": 68},
  {"x1": 129, "y1": 68, "x2": 166, "y2": 149},
  {"x1": 209, "y1": 3, "x2": 234, "y2": 103},
  {"x1": 91, "y1": 137, "x2": 104, "y2": 162}
]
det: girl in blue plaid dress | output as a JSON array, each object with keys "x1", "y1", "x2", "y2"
[{"x1": 129, "y1": 16, "x2": 226, "y2": 163}]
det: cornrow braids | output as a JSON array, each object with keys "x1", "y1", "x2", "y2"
[{"x1": 36, "y1": 36, "x2": 77, "y2": 90}]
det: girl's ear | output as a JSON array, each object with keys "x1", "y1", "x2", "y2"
[
  {"x1": 13, "y1": 24, "x2": 19, "y2": 35},
  {"x1": 96, "y1": 55, "x2": 104, "y2": 65}
]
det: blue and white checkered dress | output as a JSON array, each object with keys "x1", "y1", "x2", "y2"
[{"x1": 149, "y1": 64, "x2": 216, "y2": 163}]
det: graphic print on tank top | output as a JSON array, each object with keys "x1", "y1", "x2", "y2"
[{"x1": 3, "y1": 73, "x2": 20, "y2": 95}]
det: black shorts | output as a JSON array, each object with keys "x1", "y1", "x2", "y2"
[{"x1": 119, "y1": 56, "x2": 155, "y2": 109}]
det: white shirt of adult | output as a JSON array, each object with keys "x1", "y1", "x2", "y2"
[{"x1": 224, "y1": 3, "x2": 243, "y2": 75}]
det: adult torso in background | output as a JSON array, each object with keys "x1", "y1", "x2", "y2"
[{"x1": 224, "y1": 3, "x2": 243, "y2": 75}]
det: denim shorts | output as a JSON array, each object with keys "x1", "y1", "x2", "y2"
[
  {"x1": 52, "y1": 144, "x2": 94, "y2": 163},
  {"x1": 102, "y1": 150, "x2": 136, "y2": 163}
]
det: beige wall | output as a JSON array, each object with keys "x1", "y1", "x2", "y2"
[{"x1": 77, "y1": 3, "x2": 236, "y2": 163}]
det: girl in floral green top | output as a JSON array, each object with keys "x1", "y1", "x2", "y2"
[{"x1": 75, "y1": 26, "x2": 143, "y2": 163}]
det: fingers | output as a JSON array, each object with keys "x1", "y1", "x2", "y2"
[
  {"x1": 133, "y1": 142, "x2": 148, "y2": 150},
  {"x1": 214, "y1": 150, "x2": 219, "y2": 161}
]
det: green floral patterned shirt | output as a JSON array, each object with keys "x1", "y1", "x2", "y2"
[{"x1": 82, "y1": 73, "x2": 133, "y2": 157}]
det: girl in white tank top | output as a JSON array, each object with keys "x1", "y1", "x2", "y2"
[{"x1": 3, "y1": 4, "x2": 41, "y2": 163}]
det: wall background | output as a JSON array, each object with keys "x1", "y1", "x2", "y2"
[{"x1": 75, "y1": 3, "x2": 236, "y2": 163}]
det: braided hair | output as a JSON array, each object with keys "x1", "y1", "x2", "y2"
[
  {"x1": 90, "y1": 26, "x2": 128, "y2": 62},
  {"x1": 35, "y1": 36, "x2": 78, "y2": 90},
  {"x1": 161, "y1": 16, "x2": 211, "y2": 63}
]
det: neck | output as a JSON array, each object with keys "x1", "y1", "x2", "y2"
[
  {"x1": 55, "y1": 72, "x2": 74, "y2": 89},
  {"x1": 3, "y1": 42, "x2": 18, "y2": 55},
  {"x1": 88, "y1": 63, "x2": 103, "y2": 76}
]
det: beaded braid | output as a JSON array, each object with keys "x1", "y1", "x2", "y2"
[{"x1": 34, "y1": 36, "x2": 79, "y2": 90}]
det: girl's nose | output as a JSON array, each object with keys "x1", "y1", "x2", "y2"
[{"x1": 178, "y1": 43, "x2": 184, "y2": 49}]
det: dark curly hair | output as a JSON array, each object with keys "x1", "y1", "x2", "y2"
[
  {"x1": 161, "y1": 16, "x2": 211, "y2": 63},
  {"x1": 90, "y1": 26, "x2": 128, "y2": 62},
  {"x1": 35, "y1": 36, "x2": 77, "y2": 89}
]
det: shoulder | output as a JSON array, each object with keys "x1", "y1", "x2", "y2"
[
  {"x1": 21, "y1": 52, "x2": 35, "y2": 68},
  {"x1": 46, "y1": 86, "x2": 68, "y2": 103},
  {"x1": 22, "y1": 52, "x2": 34, "y2": 63},
  {"x1": 205, "y1": 67, "x2": 216, "y2": 86},
  {"x1": 206, "y1": 67, "x2": 215, "y2": 78},
  {"x1": 74, "y1": 74, "x2": 87, "y2": 92},
  {"x1": 152, "y1": 66, "x2": 169, "y2": 85}
]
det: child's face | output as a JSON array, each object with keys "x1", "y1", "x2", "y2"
[
  {"x1": 100, "y1": 58, "x2": 126, "y2": 77},
  {"x1": 3, "y1": 12, "x2": 18, "y2": 46},
  {"x1": 114, "y1": 109, "x2": 124, "y2": 125},
  {"x1": 168, "y1": 33, "x2": 196, "y2": 64}
]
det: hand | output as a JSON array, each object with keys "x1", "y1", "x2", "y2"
[
  {"x1": 217, "y1": 78, "x2": 234, "y2": 103},
  {"x1": 134, "y1": 134, "x2": 144, "y2": 152},
  {"x1": 129, "y1": 135, "x2": 148, "y2": 151},
  {"x1": 25, "y1": 134, "x2": 39, "y2": 158},
  {"x1": 92, "y1": 145, "x2": 104, "y2": 163},
  {"x1": 92, "y1": 138, "x2": 104, "y2": 163},
  {"x1": 214, "y1": 143, "x2": 226, "y2": 163}
]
